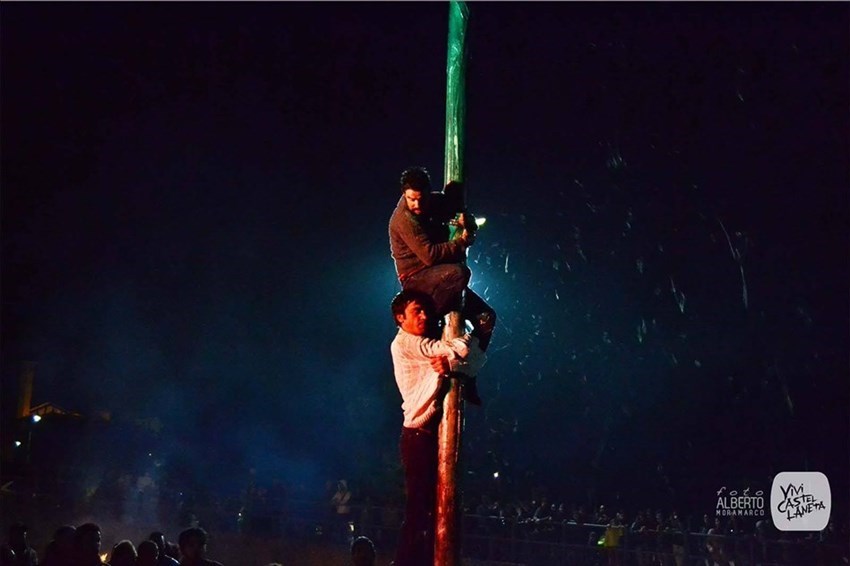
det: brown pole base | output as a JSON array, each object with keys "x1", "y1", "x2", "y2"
[{"x1": 434, "y1": 311, "x2": 464, "y2": 565}]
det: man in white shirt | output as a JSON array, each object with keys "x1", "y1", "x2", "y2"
[{"x1": 389, "y1": 290, "x2": 485, "y2": 566}]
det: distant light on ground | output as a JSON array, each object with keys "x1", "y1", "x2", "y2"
[
  {"x1": 14, "y1": 441, "x2": 22, "y2": 447},
  {"x1": 476, "y1": 217, "x2": 487, "y2": 227},
  {"x1": 493, "y1": 471, "x2": 499, "y2": 479},
  {"x1": 31, "y1": 414, "x2": 42, "y2": 423}
]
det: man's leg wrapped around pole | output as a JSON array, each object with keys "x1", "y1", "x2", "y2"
[
  {"x1": 435, "y1": 310, "x2": 464, "y2": 566},
  {"x1": 402, "y1": 265, "x2": 470, "y2": 315}
]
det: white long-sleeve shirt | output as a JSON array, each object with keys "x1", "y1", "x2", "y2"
[{"x1": 390, "y1": 328, "x2": 487, "y2": 428}]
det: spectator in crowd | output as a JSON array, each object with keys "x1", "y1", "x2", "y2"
[
  {"x1": 148, "y1": 533, "x2": 178, "y2": 566},
  {"x1": 42, "y1": 525, "x2": 76, "y2": 566},
  {"x1": 628, "y1": 511, "x2": 651, "y2": 566},
  {"x1": 350, "y1": 536, "x2": 376, "y2": 566},
  {"x1": 4, "y1": 524, "x2": 37, "y2": 566},
  {"x1": 629, "y1": 510, "x2": 646, "y2": 533},
  {"x1": 754, "y1": 519, "x2": 773, "y2": 564},
  {"x1": 177, "y1": 528, "x2": 222, "y2": 566},
  {"x1": 108, "y1": 541, "x2": 136, "y2": 566},
  {"x1": 74, "y1": 523, "x2": 106, "y2": 566},
  {"x1": 603, "y1": 513, "x2": 625, "y2": 566},
  {"x1": 136, "y1": 541, "x2": 159, "y2": 566},
  {"x1": 595, "y1": 505, "x2": 610, "y2": 525},
  {"x1": 331, "y1": 480, "x2": 353, "y2": 540},
  {"x1": 667, "y1": 511, "x2": 686, "y2": 566},
  {"x1": 553, "y1": 503, "x2": 567, "y2": 522},
  {"x1": 706, "y1": 517, "x2": 733, "y2": 566},
  {"x1": 532, "y1": 497, "x2": 551, "y2": 522},
  {"x1": 572, "y1": 506, "x2": 587, "y2": 526}
]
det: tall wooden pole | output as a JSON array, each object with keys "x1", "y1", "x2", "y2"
[{"x1": 435, "y1": 3, "x2": 469, "y2": 565}]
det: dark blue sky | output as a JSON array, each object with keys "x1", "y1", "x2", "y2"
[{"x1": 2, "y1": 2, "x2": 848, "y2": 511}]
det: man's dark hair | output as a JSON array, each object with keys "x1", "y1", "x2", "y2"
[
  {"x1": 391, "y1": 290, "x2": 433, "y2": 326},
  {"x1": 400, "y1": 166, "x2": 431, "y2": 192},
  {"x1": 53, "y1": 525, "x2": 75, "y2": 540},
  {"x1": 74, "y1": 523, "x2": 101, "y2": 555},
  {"x1": 75, "y1": 523, "x2": 100, "y2": 538},
  {"x1": 177, "y1": 527, "x2": 207, "y2": 550},
  {"x1": 137, "y1": 540, "x2": 158, "y2": 559}
]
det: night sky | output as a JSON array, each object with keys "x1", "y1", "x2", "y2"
[{"x1": 2, "y1": 2, "x2": 848, "y2": 514}]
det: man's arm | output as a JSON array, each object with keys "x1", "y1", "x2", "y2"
[
  {"x1": 414, "y1": 334, "x2": 488, "y2": 377},
  {"x1": 393, "y1": 212, "x2": 471, "y2": 268},
  {"x1": 406, "y1": 333, "x2": 471, "y2": 361}
]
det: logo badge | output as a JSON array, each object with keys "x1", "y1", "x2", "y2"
[
  {"x1": 715, "y1": 486, "x2": 766, "y2": 517},
  {"x1": 770, "y1": 472, "x2": 831, "y2": 531}
]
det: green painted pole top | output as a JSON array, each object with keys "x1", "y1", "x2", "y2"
[{"x1": 444, "y1": 1, "x2": 469, "y2": 198}]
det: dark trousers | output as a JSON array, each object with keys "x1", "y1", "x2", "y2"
[
  {"x1": 395, "y1": 421, "x2": 439, "y2": 566},
  {"x1": 402, "y1": 263, "x2": 496, "y2": 348}
]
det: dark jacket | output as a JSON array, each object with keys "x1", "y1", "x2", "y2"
[{"x1": 388, "y1": 195, "x2": 467, "y2": 280}]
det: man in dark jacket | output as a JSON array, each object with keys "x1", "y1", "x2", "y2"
[
  {"x1": 177, "y1": 529, "x2": 222, "y2": 566},
  {"x1": 388, "y1": 166, "x2": 496, "y2": 353}
]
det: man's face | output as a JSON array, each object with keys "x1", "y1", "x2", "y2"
[
  {"x1": 81, "y1": 530, "x2": 101, "y2": 555},
  {"x1": 403, "y1": 189, "x2": 428, "y2": 215},
  {"x1": 181, "y1": 539, "x2": 205, "y2": 561},
  {"x1": 397, "y1": 300, "x2": 428, "y2": 336}
]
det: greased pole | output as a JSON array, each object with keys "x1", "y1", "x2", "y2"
[{"x1": 435, "y1": 3, "x2": 469, "y2": 565}]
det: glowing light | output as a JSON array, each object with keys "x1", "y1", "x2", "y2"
[
  {"x1": 100, "y1": 553, "x2": 109, "y2": 562},
  {"x1": 31, "y1": 415, "x2": 42, "y2": 423},
  {"x1": 475, "y1": 217, "x2": 486, "y2": 227},
  {"x1": 493, "y1": 472, "x2": 499, "y2": 479},
  {"x1": 14, "y1": 441, "x2": 22, "y2": 447}
]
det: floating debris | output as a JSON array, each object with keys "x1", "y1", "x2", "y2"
[
  {"x1": 576, "y1": 246, "x2": 587, "y2": 263},
  {"x1": 670, "y1": 278, "x2": 686, "y2": 313},
  {"x1": 606, "y1": 146, "x2": 626, "y2": 170},
  {"x1": 637, "y1": 319, "x2": 647, "y2": 343},
  {"x1": 718, "y1": 219, "x2": 749, "y2": 310}
]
